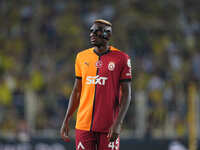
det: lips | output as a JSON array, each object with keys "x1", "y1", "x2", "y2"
[{"x1": 90, "y1": 37, "x2": 96, "y2": 42}]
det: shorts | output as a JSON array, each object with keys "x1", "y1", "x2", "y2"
[{"x1": 75, "y1": 129, "x2": 120, "y2": 150}]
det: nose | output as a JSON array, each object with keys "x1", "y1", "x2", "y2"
[
  {"x1": 90, "y1": 31, "x2": 96, "y2": 37},
  {"x1": 90, "y1": 32, "x2": 94, "y2": 37}
]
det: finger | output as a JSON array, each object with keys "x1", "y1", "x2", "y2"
[
  {"x1": 64, "y1": 137, "x2": 70, "y2": 142},
  {"x1": 61, "y1": 127, "x2": 66, "y2": 136},
  {"x1": 61, "y1": 131, "x2": 70, "y2": 142},
  {"x1": 107, "y1": 129, "x2": 112, "y2": 139},
  {"x1": 109, "y1": 133, "x2": 118, "y2": 142},
  {"x1": 61, "y1": 128, "x2": 69, "y2": 139},
  {"x1": 109, "y1": 133, "x2": 115, "y2": 142},
  {"x1": 109, "y1": 136, "x2": 115, "y2": 142},
  {"x1": 62, "y1": 135, "x2": 70, "y2": 142},
  {"x1": 107, "y1": 131, "x2": 110, "y2": 138}
]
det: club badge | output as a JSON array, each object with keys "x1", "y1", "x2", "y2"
[{"x1": 108, "y1": 62, "x2": 115, "y2": 71}]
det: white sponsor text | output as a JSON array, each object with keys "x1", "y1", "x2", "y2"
[{"x1": 86, "y1": 75, "x2": 108, "y2": 85}]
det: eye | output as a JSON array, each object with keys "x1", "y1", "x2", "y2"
[
  {"x1": 90, "y1": 29, "x2": 94, "y2": 33},
  {"x1": 90, "y1": 29, "x2": 100, "y2": 35}
]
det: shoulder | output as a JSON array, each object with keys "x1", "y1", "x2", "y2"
[
  {"x1": 110, "y1": 46, "x2": 130, "y2": 59},
  {"x1": 76, "y1": 47, "x2": 94, "y2": 59}
]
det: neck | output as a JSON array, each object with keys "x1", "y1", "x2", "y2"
[{"x1": 95, "y1": 44, "x2": 109, "y2": 54}]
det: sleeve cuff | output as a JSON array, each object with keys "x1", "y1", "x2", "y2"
[
  {"x1": 119, "y1": 79, "x2": 132, "y2": 82},
  {"x1": 76, "y1": 76, "x2": 82, "y2": 79}
]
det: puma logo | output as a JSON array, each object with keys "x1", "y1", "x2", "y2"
[{"x1": 84, "y1": 62, "x2": 89, "y2": 66}]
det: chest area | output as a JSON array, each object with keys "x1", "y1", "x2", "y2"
[{"x1": 80, "y1": 54, "x2": 122, "y2": 76}]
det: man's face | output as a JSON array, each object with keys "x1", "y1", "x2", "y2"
[{"x1": 89, "y1": 23, "x2": 111, "y2": 47}]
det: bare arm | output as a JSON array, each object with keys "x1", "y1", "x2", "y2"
[
  {"x1": 107, "y1": 81, "x2": 131, "y2": 142},
  {"x1": 115, "y1": 81, "x2": 131, "y2": 125},
  {"x1": 60, "y1": 78, "x2": 82, "y2": 142},
  {"x1": 64, "y1": 79, "x2": 82, "y2": 121}
]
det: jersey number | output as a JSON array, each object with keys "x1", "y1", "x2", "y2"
[{"x1": 108, "y1": 138, "x2": 119, "y2": 150}]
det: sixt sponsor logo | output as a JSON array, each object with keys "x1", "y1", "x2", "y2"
[{"x1": 86, "y1": 75, "x2": 108, "y2": 85}]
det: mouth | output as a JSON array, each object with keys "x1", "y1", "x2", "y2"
[{"x1": 90, "y1": 37, "x2": 96, "y2": 42}]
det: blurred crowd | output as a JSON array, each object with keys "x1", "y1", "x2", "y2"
[{"x1": 0, "y1": 0, "x2": 200, "y2": 140}]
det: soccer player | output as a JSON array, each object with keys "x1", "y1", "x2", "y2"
[{"x1": 60, "y1": 19, "x2": 132, "y2": 150}]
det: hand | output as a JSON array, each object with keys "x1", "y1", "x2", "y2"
[
  {"x1": 107, "y1": 122, "x2": 122, "y2": 142},
  {"x1": 60, "y1": 119, "x2": 70, "y2": 142}
]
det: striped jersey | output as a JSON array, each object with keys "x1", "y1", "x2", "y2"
[{"x1": 75, "y1": 46, "x2": 132, "y2": 132}]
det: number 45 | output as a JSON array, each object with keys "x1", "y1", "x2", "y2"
[{"x1": 108, "y1": 138, "x2": 119, "y2": 150}]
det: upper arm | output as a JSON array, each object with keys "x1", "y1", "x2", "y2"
[
  {"x1": 75, "y1": 54, "x2": 82, "y2": 78},
  {"x1": 119, "y1": 54, "x2": 132, "y2": 82},
  {"x1": 74, "y1": 54, "x2": 82, "y2": 97}
]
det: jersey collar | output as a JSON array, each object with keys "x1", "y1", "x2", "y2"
[{"x1": 93, "y1": 46, "x2": 111, "y2": 56}]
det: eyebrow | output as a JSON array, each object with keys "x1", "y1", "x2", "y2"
[{"x1": 90, "y1": 26, "x2": 103, "y2": 31}]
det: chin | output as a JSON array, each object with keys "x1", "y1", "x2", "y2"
[
  {"x1": 90, "y1": 41, "x2": 95, "y2": 45},
  {"x1": 90, "y1": 42, "x2": 98, "y2": 47},
  {"x1": 90, "y1": 41, "x2": 106, "y2": 47}
]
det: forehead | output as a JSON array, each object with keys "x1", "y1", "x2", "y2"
[{"x1": 90, "y1": 23, "x2": 107, "y2": 30}]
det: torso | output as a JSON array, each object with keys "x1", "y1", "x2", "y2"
[{"x1": 75, "y1": 46, "x2": 132, "y2": 132}]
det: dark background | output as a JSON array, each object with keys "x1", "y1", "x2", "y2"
[{"x1": 0, "y1": 0, "x2": 200, "y2": 149}]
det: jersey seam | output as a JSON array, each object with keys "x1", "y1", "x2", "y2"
[{"x1": 90, "y1": 56, "x2": 100, "y2": 131}]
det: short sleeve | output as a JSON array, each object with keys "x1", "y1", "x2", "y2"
[
  {"x1": 75, "y1": 53, "x2": 82, "y2": 79},
  {"x1": 119, "y1": 55, "x2": 132, "y2": 82}
]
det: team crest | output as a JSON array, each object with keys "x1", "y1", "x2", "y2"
[
  {"x1": 96, "y1": 60, "x2": 103, "y2": 68},
  {"x1": 108, "y1": 62, "x2": 115, "y2": 71}
]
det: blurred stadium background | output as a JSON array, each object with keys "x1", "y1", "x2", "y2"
[{"x1": 0, "y1": 0, "x2": 200, "y2": 150}]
